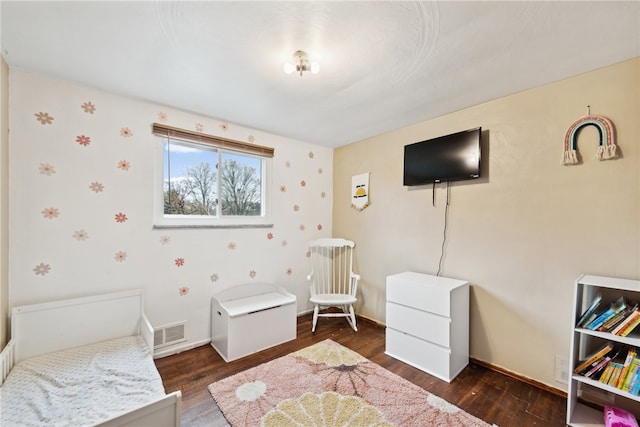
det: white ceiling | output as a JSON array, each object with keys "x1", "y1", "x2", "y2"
[{"x1": 2, "y1": 1, "x2": 639, "y2": 147}]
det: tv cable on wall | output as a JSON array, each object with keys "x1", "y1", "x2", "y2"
[
  {"x1": 402, "y1": 126, "x2": 482, "y2": 276},
  {"x1": 436, "y1": 181, "x2": 451, "y2": 276}
]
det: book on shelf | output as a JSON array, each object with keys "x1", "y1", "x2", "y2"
[
  {"x1": 599, "y1": 303, "x2": 638, "y2": 332},
  {"x1": 584, "y1": 355, "x2": 613, "y2": 379},
  {"x1": 619, "y1": 315, "x2": 640, "y2": 337},
  {"x1": 621, "y1": 356, "x2": 640, "y2": 392},
  {"x1": 588, "y1": 348, "x2": 621, "y2": 381},
  {"x1": 583, "y1": 346, "x2": 640, "y2": 393},
  {"x1": 574, "y1": 342, "x2": 614, "y2": 375},
  {"x1": 599, "y1": 362, "x2": 616, "y2": 384},
  {"x1": 586, "y1": 297, "x2": 626, "y2": 330},
  {"x1": 609, "y1": 362, "x2": 623, "y2": 387},
  {"x1": 577, "y1": 292, "x2": 602, "y2": 328},
  {"x1": 612, "y1": 309, "x2": 640, "y2": 335},
  {"x1": 616, "y1": 347, "x2": 637, "y2": 389},
  {"x1": 631, "y1": 369, "x2": 640, "y2": 395}
]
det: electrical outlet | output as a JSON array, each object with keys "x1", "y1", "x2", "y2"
[{"x1": 555, "y1": 354, "x2": 569, "y2": 383}]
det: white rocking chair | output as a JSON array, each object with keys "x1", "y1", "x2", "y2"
[{"x1": 307, "y1": 238, "x2": 360, "y2": 332}]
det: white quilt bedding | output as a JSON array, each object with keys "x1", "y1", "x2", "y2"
[{"x1": 0, "y1": 335, "x2": 166, "y2": 427}]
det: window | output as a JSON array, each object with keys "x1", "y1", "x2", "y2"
[{"x1": 153, "y1": 124, "x2": 273, "y2": 228}]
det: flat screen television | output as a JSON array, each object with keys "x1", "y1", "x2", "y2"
[{"x1": 403, "y1": 127, "x2": 481, "y2": 186}]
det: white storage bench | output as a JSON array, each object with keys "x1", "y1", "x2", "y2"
[{"x1": 211, "y1": 283, "x2": 297, "y2": 362}]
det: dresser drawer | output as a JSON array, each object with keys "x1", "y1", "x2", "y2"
[
  {"x1": 386, "y1": 302, "x2": 450, "y2": 347},
  {"x1": 386, "y1": 272, "x2": 468, "y2": 317},
  {"x1": 385, "y1": 328, "x2": 451, "y2": 382}
]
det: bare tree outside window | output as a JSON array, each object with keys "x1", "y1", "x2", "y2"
[
  {"x1": 164, "y1": 186, "x2": 188, "y2": 214},
  {"x1": 183, "y1": 162, "x2": 217, "y2": 215},
  {"x1": 163, "y1": 153, "x2": 261, "y2": 217},
  {"x1": 164, "y1": 162, "x2": 217, "y2": 215},
  {"x1": 156, "y1": 131, "x2": 271, "y2": 227},
  {"x1": 220, "y1": 159, "x2": 261, "y2": 215}
]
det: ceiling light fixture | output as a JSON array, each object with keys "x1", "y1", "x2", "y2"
[{"x1": 283, "y1": 50, "x2": 320, "y2": 76}]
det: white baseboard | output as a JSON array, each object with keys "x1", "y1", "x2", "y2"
[
  {"x1": 298, "y1": 309, "x2": 383, "y2": 326},
  {"x1": 153, "y1": 310, "x2": 380, "y2": 359},
  {"x1": 153, "y1": 338, "x2": 211, "y2": 359}
]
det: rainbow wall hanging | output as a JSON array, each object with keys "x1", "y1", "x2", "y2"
[{"x1": 563, "y1": 111, "x2": 617, "y2": 165}]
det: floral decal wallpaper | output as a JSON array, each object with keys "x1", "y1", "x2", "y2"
[{"x1": 9, "y1": 70, "x2": 333, "y2": 349}]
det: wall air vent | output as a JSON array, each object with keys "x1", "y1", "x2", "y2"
[{"x1": 154, "y1": 321, "x2": 187, "y2": 349}]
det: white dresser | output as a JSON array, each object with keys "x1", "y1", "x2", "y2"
[{"x1": 385, "y1": 271, "x2": 469, "y2": 382}]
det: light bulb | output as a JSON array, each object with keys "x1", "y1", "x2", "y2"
[{"x1": 283, "y1": 62, "x2": 295, "y2": 74}]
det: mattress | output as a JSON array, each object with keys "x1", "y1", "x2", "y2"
[{"x1": 0, "y1": 335, "x2": 166, "y2": 426}]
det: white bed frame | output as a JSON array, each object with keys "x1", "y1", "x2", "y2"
[{"x1": 0, "y1": 289, "x2": 182, "y2": 427}]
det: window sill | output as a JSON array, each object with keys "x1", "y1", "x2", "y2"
[{"x1": 153, "y1": 223, "x2": 274, "y2": 230}]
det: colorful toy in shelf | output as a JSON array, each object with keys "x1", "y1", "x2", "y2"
[{"x1": 603, "y1": 405, "x2": 639, "y2": 427}]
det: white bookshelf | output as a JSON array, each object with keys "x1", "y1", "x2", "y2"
[{"x1": 568, "y1": 274, "x2": 640, "y2": 426}]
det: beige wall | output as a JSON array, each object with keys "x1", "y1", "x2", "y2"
[
  {"x1": 0, "y1": 56, "x2": 8, "y2": 349},
  {"x1": 334, "y1": 58, "x2": 640, "y2": 390}
]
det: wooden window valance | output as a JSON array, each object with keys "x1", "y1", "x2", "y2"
[{"x1": 152, "y1": 123, "x2": 274, "y2": 158}]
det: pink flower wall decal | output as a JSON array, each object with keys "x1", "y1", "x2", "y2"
[
  {"x1": 249, "y1": 270, "x2": 256, "y2": 278},
  {"x1": 175, "y1": 258, "x2": 185, "y2": 267},
  {"x1": 321, "y1": 191, "x2": 326, "y2": 198},
  {"x1": 293, "y1": 205, "x2": 300, "y2": 212},
  {"x1": 318, "y1": 168, "x2": 323, "y2": 174},
  {"x1": 89, "y1": 181, "x2": 104, "y2": 193},
  {"x1": 281, "y1": 240, "x2": 288, "y2": 246},
  {"x1": 41, "y1": 207, "x2": 60, "y2": 219},
  {"x1": 117, "y1": 160, "x2": 131, "y2": 171},
  {"x1": 299, "y1": 224, "x2": 305, "y2": 231},
  {"x1": 195, "y1": 123, "x2": 204, "y2": 132},
  {"x1": 39, "y1": 163, "x2": 56, "y2": 175},
  {"x1": 114, "y1": 251, "x2": 127, "y2": 262},
  {"x1": 81, "y1": 101, "x2": 96, "y2": 114},
  {"x1": 267, "y1": 232, "x2": 274, "y2": 240},
  {"x1": 120, "y1": 127, "x2": 133, "y2": 138},
  {"x1": 248, "y1": 135, "x2": 255, "y2": 142},
  {"x1": 114, "y1": 212, "x2": 128, "y2": 223},
  {"x1": 33, "y1": 263, "x2": 51, "y2": 276},
  {"x1": 286, "y1": 268, "x2": 293, "y2": 276},
  {"x1": 228, "y1": 242, "x2": 237, "y2": 250},
  {"x1": 280, "y1": 185, "x2": 286, "y2": 192},
  {"x1": 285, "y1": 161, "x2": 291, "y2": 168},
  {"x1": 308, "y1": 151, "x2": 315, "y2": 159},
  {"x1": 35, "y1": 112, "x2": 54, "y2": 125},
  {"x1": 220, "y1": 122, "x2": 229, "y2": 132},
  {"x1": 76, "y1": 135, "x2": 91, "y2": 146},
  {"x1": 72, "y1": 229, "x2": 89, "y2": 241},
  {"x1": 160, "y1": 236, "x2": 171, "y2": 245},
  {"x1": 300, "y1": 180, "x2": 306, "y2": 187},
  {"x1": 158, "y1": 112, "x2": 168, "y2": 122},
  {"x1": 317, "y1": 224, "x2": 323, "y2": 231},
  {"x1": 210, "y1": 273, "x2": 219, "y2": 282},
  {"x1": 178, "y1": 286, "x2": 189, "y2": 296}
]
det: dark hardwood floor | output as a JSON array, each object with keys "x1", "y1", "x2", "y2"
[{"x1": 155, "y1": 314, "x2": 567, "y2": 426}]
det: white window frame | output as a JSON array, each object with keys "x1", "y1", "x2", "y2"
[{"x1": 152, "y1": 126, "x2": 273, "y2": 229}]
